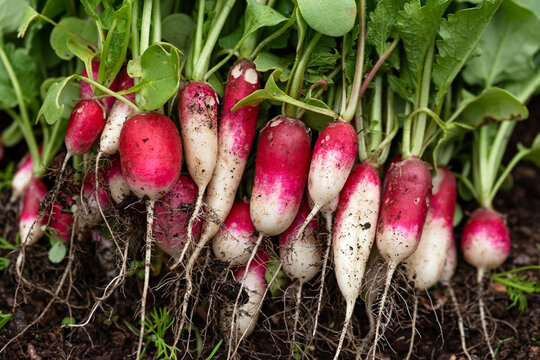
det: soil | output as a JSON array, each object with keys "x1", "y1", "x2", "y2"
[{"x1": 1, "y1": 97, "x2": 539, "y2": 360}]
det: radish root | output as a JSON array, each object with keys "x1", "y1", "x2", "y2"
[
  {"x1": 477, "y1": 269, "x2": 495, "y2": 359},
  {"x1": 291, "y1": 282, "x2": 304, "y2": 358},
  {"x1": 405, "y1": 295, "x2": 419, "y2": 360},
  {"x1": 334, "y1": 301, "x2": 354, "y2": 360},
  {"x1": 313, "y1": 211, "x2": 333, "y2": 337},
  {"x1": 371, "y1": 262, "x2": 397, "y2": 358},
  {"x1": 444, "y1": 280, "x2": 472, "y2": 360}
]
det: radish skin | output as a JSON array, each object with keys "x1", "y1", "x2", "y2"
[
  {"x1": 202, "y1": 59, "x2": 260, "y2": 243},
  {"x1": 65, "y1": 99, "x2": 107, "y2": 157},
  {"x1": 154, "y1": 175, "x2": 201, "y2": 261},
  {"x1": 81, "y1": 169, "x2": 112, "y2": 228},
  {"x1": 220, "y1": 250, "x2": 268, "y2": 340},
  {"x1": 11, "y1": 153, "x2": 34, "y2": 202},
  {"x1": 49, "y1": 198, "x2": 74, "y2": 243},
  {"x1": 213, "y1": 200, "x2": 257, "y2": 266},
  {"x1": 332, "y1": 162, "x2": 381, "y2": 360},
  {"x1": 372, "y1": 156, "x2": 432, "y2": 357},
  {"x1": 107, "y1": 155, "x2": 131, "y2": 204},
  {"x1": 19, "y1": 178, "x2": 48, "y2": 247}
]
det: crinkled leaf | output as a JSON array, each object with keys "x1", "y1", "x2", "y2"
[
  {"x1": 81, "y1": 0, "x2": 114, "y2": 29},
  {"x1": 463, "y1": 0, "x2": 540, "y2": 88},
  {"x1": 98, "y1": 3, "x2": 131, "y2": 88},
  {"x1": 253, "y1": 52, "x2": 291, "y2": 81},
  {"x1": 16, "y1": 5, "x2": 38, "y2": 38},
  {"x1": 0, "y1": 44, "x2": 40, "y2": 110},
  {"x1": 48, "y1": 237, "x2": 67, "y2": 264},
  {"x1": 66, "y1": 38, "x2": 94, "y2": 63},
  {"x1": 244, "y1": 0, "x2": 288, "y2": 37},
  {"x1": 433, "y1": 0, "x2": 502, "y2": 106},
  {"x1": 396, "y1": 0, "x2": 451, "y2": 80},
  {"x1": 298, "y1": 0, "x2": 356, "y2": 37},
  {"x1": 162, "y1": 13, "x2": 195, "y2": 55},
  {"x1": 367, "y1": 0, "x2": 406, "y2": 56},
  {"x1": 38, "y1": 76, "x2": 75, "y2": 125},
  {"x1": 0, "y1": 0, "x2": 29, "y2": 34},
  {"x1": 50, "y1": 17, "x2": 98, "y2": 60},
  {"x1": 128, "y1": 43, "x2": 181, "y2": 111}
]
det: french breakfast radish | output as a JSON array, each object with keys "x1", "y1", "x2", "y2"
[
  {"x1": 371, "y1": 156, "x2": 432, "y2": 357},
  {"x1": 119, "y1": 112, "x2": 183, "y2": 358},
  {"x1": 403, "y1": 166, "x2": 456, "y2": 360},
  {"x1": 19, "y1": 177, "x2": 48, "y2": 247},
  {"x1": 153, "y1": 174, "x2": 201, "y2": 261},
  {"x1": 107, "y1": 155, "x2": 131, "y2": 204},
  {"x1": 80, "y1": 168, "x2": 112, "y2": 229},
  {"x1": 213, "y1": 200, "x2": 257, "y2": 266},
  {"x1": 48, "y1": 196, "x2": 75, "y2": 243},
  {"x1": 461, "y1": 207, "x2": 510, "y2": 359},
  {"x1": 295, "y1": 121, "x2": 357, "y2": 243},
  {"x1": 332, "y1": 162, "x2": 381, "y2": 360},
  {"x1": 65, "y1": 99, "x2": 107, "y2": 157},
  {"x1": 11, "y1": 152, "x2": 35, "y2": 202}
]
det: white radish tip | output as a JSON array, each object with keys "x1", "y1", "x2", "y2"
[{"x1": 244, "y1": 68, "x2": 258, "y2": 85}]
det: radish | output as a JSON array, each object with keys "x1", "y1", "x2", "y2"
[
  {"x1": 332, "y1": 162, "x2": 381, "y2": 360},
  {"x1": 80, "y1": 168, "x2": 112, "y2": 229},
  {"x1": 461, "y1": 207, "x2": 510, "y2": 359},
  {"x1": 403, "y1": 166, "x2": 456, "y2": 359},
  {"x1": 200, "y1": 59, "x2": 260, "y2": 258},
  {"x1": 107, "y1": 155, "x2": 131, "y2": 204},
  {"x1": 118, "y1": 112, "x2": 183, "y2": 358},
  {"x1": 80, "y1": 59, "x2": 119, "y2": 112},
  {"x1": 65, "y1": 99, "x2": 107, "y2": 158},
  {"x1": 220, "y1": 250, "x2": 268, "y2": 341},
  {"x1": 371, "y1": 156, "x2": 432, "y2": 357},
  {"x1": 153, "y1": 174, "x2": 201, "y2": 261},
  {"x1": 19, "y1": 178, "x2": 47, "y2": 247},
  {"x1": 294, "y1": 122, "x2": 357, "y2": 243},
  {"x1": 279, "y1": 196, "x2": 321, "y2": 354},
  {"x1": 174, "y1": 81, "x2": 219, "y2": 267},
  {"x1": 11, "y1": 152, "x2": 34, "y2": 202},
  {"x1": 213, "y1": 200, "x2": 257, "y2": 266},
  {"x1": 440, "y1": 237, "x2": 472, "y2": 360},
  {"x1": 48, "y1": 197, "x2": 75, "y2": 243},
  {"x1": 98, "y1": 69, "x2": 136, "y2": 156}
]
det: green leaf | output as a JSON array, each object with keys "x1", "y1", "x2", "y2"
[
  {"x1": 244, "y1": 0, "x2": 288, "y2": 38},
  {"x1": 253, "y1": 51, "x2": 292, "y2": 81},
  {"x1": 0, "y1": 44, "x2": 40, "y2": 110},
  {"x1": 367, "y1": 0, "x2": 406, "y2": 57},
  {"x1": 66, "y1": 38, "x2": 94, "y2": 63},
  {"x1": 162, "y1": 13, "x2": 195, "y2": 55},
  {"x1": 61, "y1": 316, "x2": 76, "y2": 325},
  {"x1": 463, "y1": 0, "x2": 540, "y2": 88},
  {"x1": 50, "y1": 17, "x2": 98, "y2": 60},
  {"x1": 298, "y1": 0, "x2": 357, "y2": 37},
  {"x1": 38, "y1": 76, "x2": 75, "y2": 125},
  {"x1": 0, "y1": 257, "x2": 11, "y2": 271},
  {"x1": 520, "y1": 132, "x2": 540, "y2": 167},
  {"x1": 303, "y1": 98, "x2": 334, "y2": 131},
  {"x1": 433, "y1": 0, "x2": 502, "y2": 106},
  {"x1": 81, "y1": 0, "x2": 114, "y2": 29},
  {"x1": 16, "y1": 5, "x2": 38, "y2": 38},
  {"x1": 515, "y1": 0, "x2": 540, "y2": 20},
  {"x1": 396, "y1": 0, "x2": 451, "y2": 80},
  {"x1": 127, "y1": 43, "x2": 181, "y2": 112},
  {"x1": 0, "y1": 236, "x2": 16, "y2": 250},
  {"x1": 48, "y1": 237, "x2": 67, "y2": 264},
  {"x1": 0, "y1": 0, "x2": 29, "y2": 34},
  {"x1": 264, "y1": 255, "x2": 290, "y2": 297},
  {"x1": 0, "y1": 311, "x2": 12, "y2": 330}
]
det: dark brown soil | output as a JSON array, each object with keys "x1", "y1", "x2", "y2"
[{"x1": 1, "y1": 97, "x2": 539, "y2": 360}]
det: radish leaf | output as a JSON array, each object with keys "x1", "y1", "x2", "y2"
[
  {"x1": 50, "y1": 17, "x2": 98, "y2": 60},
  {"x1": 162, "y1": 14, "x2": 195, "y2": 55},
  {"x1": 0, "y1": 0, "x2": 29, "y2": 35},
  {"x1": 368, "y1": 0, "x2": 405, "y2": 57},
  {"x1": 297, "y1": 0, "x2": 356, "y2": 37}
]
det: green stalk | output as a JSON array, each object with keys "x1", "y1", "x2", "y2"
[
  {"x1": 250, "y1": 11, "x2": 296, "y2": 60},
  {"x1": 356, "y1": 99, "x2": 368, "y2": 162},
  {"x1": 358, "y1": 36, "x2": 399, "y2": 99},
  {"x1": 0, "y1": 46, "x2": 40, "y2": 174},
  {"x1": 240, "y1": 0, "x2": 268, "y2": 58},
  {"x1": 487, "y1": 121, "x2": 516, "y2": 189},
  {"x1": 131, "y1": 0, "x2": 140, "y2": 59},
  {"x1": 368, "y1": 76, "x2": 383, "y2": 153},
  {"x1": 140, "y1": 0, "x2": 153, "y2": 54},
  {"x1": 284, "y1": 32, "x2": 323, "y2": 117},
  {"x1": 487, "y1": 146, "x2": 527, "y2": 207},
  {"x1": 39, "y1": 120, "x2": 64, "y2": 177},
  {"x1": 152, "y1": 0, "x2": 161, "y2": 43},
  {"x1": 478, "y1": 125, "x2": 492, "y2": 207},
  {"x1": 341, "y1": 0, "x2": 366, "y2": 123},
  {"x1": 75, "y1": 75, "x2": 140, "y2": 112},
  {"x1": 193, "y1": 0, "x2": 206, "y2": 69},
  {"x1": 192, "y1": 0, "x2": 237, "y2": 81},
  {"x1": 379, "y1": 86, "x2": 395, "y2": 165},
  {"x1": 410, "y1": 40, "x2": 435, "y2": 157}
]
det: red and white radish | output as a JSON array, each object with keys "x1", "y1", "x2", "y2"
[
  {"x1": 119, "y1": 111, "x2": 183, "y2": 358},
  {"x1": 461, "y1": 207, "x2": 510, "y2": 359},
  {"x1": 403, "y1": 166, "x2": 456, "y2": 359},
  {"x1": 19, "y1": 178, "x2": 47, "y2": 247},
  {"x1": 295, "y1": 121, "x2": 357, "y2": 242},
  {"x1": 80, "y1": 59, "x2": 119, "y2": 113},
  {"x1": 65, "y1": 99, "x2": 106, "y2": 157},
  {"x1": 48, "y1": 197, "x2": 75, "y2": 243},
  {"x1": 213, "y1": 200, "x2": 257, "y2": 266},
  {"x1": 80, "y1": 168, "x2": 112, "y2": 228},
  {"x1": 175, "y1": 81, "x2": 219, "y2": 263},
  {"x1": 153, "y1": 174, "x2": 201, "y2": 261},
  {"x1": 371, "y1": 156, "x2": 432, "y2": 357},
  {"x1": 107, "y1": 155, "x2": 131, "y2": 204},
  {"x1": 220, "y1": 250, "x2": 268, "y2": 341},
  {"x1": 332, "y1": 162, "x2": 381, "y2": 360},
  {"x1": 11, "y1": 152, "x2": 34, "y2": 202},
  {"x1": 201, "y1": 59, "x2": 260, "y2": 254}
]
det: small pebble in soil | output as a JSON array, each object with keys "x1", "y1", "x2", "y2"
[{"x1": 27, "y1": 343, "x2": 41, "y2": 360}]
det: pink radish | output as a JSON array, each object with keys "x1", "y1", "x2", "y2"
[
  {"x1": 201, "y1": 59, "x2": 260, "y2": 257},
  {"x1": 174, "y1": 81, "x2": 219, "y2": 268},
  {"x1": 11, "y1": 152, "x2": 34, "y2": 202},
  {"x1": 80, "y1": 168, "x2": 112, "y2": 228},
  {"x1": 403, "y1": 166, "x2": 456, "y2": 360},
  {"x1": 371, "y1": 156, "x2": 432, "y2": 357},
  {"x1": 461, "y1": 207, "x2": 510, "y2": 359},
  {"x1": 119, "y1": 112, "x2": 183, "y2": 358},
  {"x1": 213, "y1": 200, "x2": 257, "y2": 266},
  {"x1": 65, "y1": 99, "x2": 106, "y2": 157},
  {"x1": 98, "y1": 69, "x2": 136, "y2": 156},
  {"x1": 295, "y1": 121, "x2": 357, "y2": 243},
  {"x1": 153, "y1": 174, "x2": 201, "y2": 261},
  {"x1": 279, "y1": 196, "x2": 321, "y2": 355},
  {"x1": 48, "y1": 197, "x2": 75, "y2": 243},
  {"x1": 220, "y1": 250, "x2": 268, "y2": 341},
  {"x1": 80, "y1": 59, "x2": 119, "y2": 112},
  {"x1": 19, "y1": 177, "x2": 48, "y2": 247},
  {"x1": 332, "y1": 162, "x2": 381, "y2": 360},
  {"x1": 107, "y1": 155, "x2": 131, "y2": 204}
]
